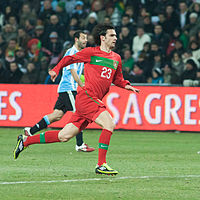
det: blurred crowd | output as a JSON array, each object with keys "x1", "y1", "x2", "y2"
[{"x1": 0, "y1": 0, "x2": 200, "y2": 86}]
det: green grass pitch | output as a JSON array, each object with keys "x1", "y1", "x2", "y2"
[{"x1": 1, "y1": 128, "x2": 200, "y2": 200}]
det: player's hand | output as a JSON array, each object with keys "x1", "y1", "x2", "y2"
[
  {"x1": 125, "y1": 85, "x2": 140, "y2": 93},
  {"x1": 80, "y1": 83, "x2": 85, "y2": 88},
  {"x1": 49, "y1": 70, "x2": 57, "y2": 82}
]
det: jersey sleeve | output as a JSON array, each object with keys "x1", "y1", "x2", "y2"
[
  {"x1": 112, "y1": 58, "x2": 130, "y2": 88},
  {"x1": 64, "y1": 49, "x2": 77, "y2": 70},
  {"x1": 52, "y1": 48, "x2": 92, "y2": 75}
]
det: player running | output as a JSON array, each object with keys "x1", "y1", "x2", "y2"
[
  {"x1": 14, "y1": 24, "x2": 140, "y2": 176},
  {"x1": 24, "y1": 30, "x2": 95, "y2": 152}
]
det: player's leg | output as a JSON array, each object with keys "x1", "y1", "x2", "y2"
[
  {"x1": 58, "y1": 123, "x2": 80, "y2": 142},
  {"x1": 75, "y1": 130, "x2": 95, "y2": 152},
  {"x1": 95, "y1": 110, "x2": 115, "y2": 165},
  {"x1": 62, "y1": 91, "x2": 94, "y2": 152},
  {"x1": 14, "y1": 123, "x2": 79, "y2": 159},
  {"x1": 25, "y1": 109, "x2": 64, "y2": 136},
  {"x1": 94, "y1": 110, "x2": 118, "y2": 175}
]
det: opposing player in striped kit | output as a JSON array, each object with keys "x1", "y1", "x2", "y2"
[
  {"x1": 23, "y1": 30, "x2": 95, "y2": 152},
  {"x1": 14, "y1": 24, "x2": 140, "y2": 175}
]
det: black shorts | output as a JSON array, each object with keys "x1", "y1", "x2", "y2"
[{"x1": 54, "y1": 91, "x2": 77, "y2": 113}]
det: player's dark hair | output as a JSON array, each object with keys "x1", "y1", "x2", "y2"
[
  {"x1": 92, "y1": 24, "x2": 115, "y2": 45},
  {"x1": 73, "y1": 30, "x2": 86, "y2": 41}
]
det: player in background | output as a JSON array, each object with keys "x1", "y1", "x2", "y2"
[
  {"x1": 14, "y1": 24, "x2": 140, "y2": 175},
  {"x1": 24, "y1": 30, "x2": 95, "y2": 152}
]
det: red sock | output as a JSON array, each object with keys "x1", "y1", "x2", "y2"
[
  {"x1": 98, "y1": 129, "x2": 112, "y2": 166},
  {"x1": 24, "y1": 130, "x2": 60, "y2": 147}
]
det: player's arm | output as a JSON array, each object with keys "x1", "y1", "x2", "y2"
[
  {"x1": 70, "y1": 68, "x2": 84, "y2": 88},
  {"x1": 112, "y1": 58, "x2": 140, "y2": 93},
  {"x1": 49, "y1": 48, "x2": 91, "y2": 82},
  {"x1": 124, "y1": 84, "x2": 140, "y2": 93}
]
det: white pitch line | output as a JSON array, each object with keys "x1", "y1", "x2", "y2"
[{"x1": 1, "y1": 175, "x2": 200, "y2": 185}]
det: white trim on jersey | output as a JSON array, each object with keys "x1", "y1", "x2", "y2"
[{"x1": 67, "y1": 91, "x2": 76, "y2": 112}]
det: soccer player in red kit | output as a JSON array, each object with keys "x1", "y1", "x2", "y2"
[{"x1": 14, "y1": 24, "x2": 140, "y2": 175}]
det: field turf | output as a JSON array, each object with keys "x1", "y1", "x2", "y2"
[{"x1": 1, "y1": 128, "x2": 200, "y2": 200}]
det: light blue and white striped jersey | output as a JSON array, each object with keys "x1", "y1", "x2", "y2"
[{"x1": 57, "y1": 45, "x2": 84, "y2": 93}]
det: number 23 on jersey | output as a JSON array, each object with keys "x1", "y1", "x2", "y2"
[{"x1": 101, "y1": 67, "x2": 112, "y2": 79}]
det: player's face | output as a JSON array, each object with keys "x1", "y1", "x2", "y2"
[
  {"x1": 104, "y1": 29, "x2": 117, "y2": 49},
  {"x1": 77, "y1": 33, "x2": 87, "y2": 50}
]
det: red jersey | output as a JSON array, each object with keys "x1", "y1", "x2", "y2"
[{"x1": 53, "y1": 46, "x2": 130, "y2": 100}]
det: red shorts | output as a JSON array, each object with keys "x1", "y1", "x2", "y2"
[{"x1": 68, "y1": 90, "x2": 106, "y2": 131}]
